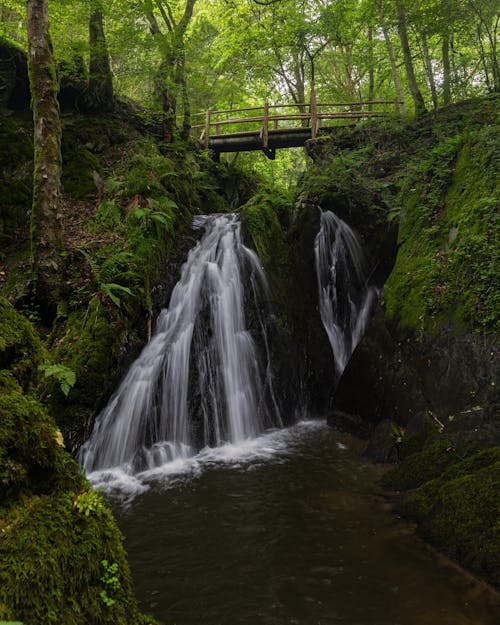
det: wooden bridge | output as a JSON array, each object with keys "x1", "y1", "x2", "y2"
[{"x1": 191, "y1": 92, "x2": 403, "y2": 159}]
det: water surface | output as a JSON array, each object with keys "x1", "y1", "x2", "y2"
[{"x1": 112, "y1": 421, "x2": 499, "y2": 625}]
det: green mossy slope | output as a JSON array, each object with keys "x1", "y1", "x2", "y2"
[
  {"x1": 0, "y1": 299, "x2": 156, "y2": 625},
  {"x1": 385, "y1": 125, "x2": 499, "y2": 333}
]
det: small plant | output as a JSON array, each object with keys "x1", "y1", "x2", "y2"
[
  {"x1": 72, "y1": 490, "x2": 105, "y2": 517},
  {"x1": 38, "y1": 362, "x2": 76, "y2": 396},
  {"x1": 78, "y1": 247, "x2": 139, "y2": 308},
  {"x1": 100, "y1": 560, "x2": 121, "y2": 607}
]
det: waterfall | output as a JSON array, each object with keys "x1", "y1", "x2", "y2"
[
  {"x1": 79, "y1": 214, "x2": 281, "y2": 476},
  {"x1": 314, "y1": 210, "x2": 378, "y2": 376}
]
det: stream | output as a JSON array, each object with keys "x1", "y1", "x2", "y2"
[{"x1": 110, "y1": 421, "x2": 499, "y2": 625}]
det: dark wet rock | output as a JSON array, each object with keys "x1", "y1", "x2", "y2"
[
  {"x1": 326, "y1": 409, "x2": 371, "y2": 439},
  {"x1": 333, "y1": 309, "x2": 428, "y2": 426}
]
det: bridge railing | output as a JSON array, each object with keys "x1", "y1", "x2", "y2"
[{"x1": 191, "y1": 94, "x2": 403, "y2": 149}]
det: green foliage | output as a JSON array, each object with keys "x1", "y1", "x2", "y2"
[
  {"x1": 100, "y1": 560, "x2": 121, "y2": 607},
  {"x1": 38, "y1": 361, "x2": 76, "y2": 397},
  {"x1": 72, "y1": 489, "x2": 107, "y2": 518},
  {"x1": 78, "y1": 247, "x2": 139, "y2": 309}
]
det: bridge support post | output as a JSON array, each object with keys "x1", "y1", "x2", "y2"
[
  {"x1": 205, "y1": 110, "x2": 211, "y2": 149},
  {"x1": 310, "y1": 88, "x2": 318, "y2": 139},
  {"x1": 262, "y1": 102, "x2": 269, "y2": 149}
]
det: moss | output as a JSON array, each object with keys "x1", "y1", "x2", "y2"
[
  {"x1": 384, "y1": 125, "x2": 499, "y2": 333},
  {"x1": 242, "y1": 191, "x2": 290, "y2": 267},
  {"x1": 0, "y1": 301, "x2": 156, "y2": 625},
  {"x1": 0, "y1": 372, "x2": 82, "y2": 506},
  {"x1": 399, "y1": 457, "x2": 500, "y2": 586},
  {"x1": 45, "y1": 296, "x2": 128, "y2": 437},
  {"x1": 0, "y1": 492, "x2": 157, "y2": 625},
  {"x1": 62, "y1": 148, "x2": 102, "y2": 199},
  {"x1": 0, "y1": 297, "x2": 43, "y2": 385},
  {"x1": 382, "y1": 438, "x2": 460, "y2": 490},
  {"x1": 0, "y1": 115, "x2": 33, "y2": 245}
]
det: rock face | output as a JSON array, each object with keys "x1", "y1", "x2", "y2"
[
  {"x1": 0, "y1": 39, "x2": 30, "y2": 110},
  {"x1": 333, "y1": 310, "x2": 499, "y2": 457}
]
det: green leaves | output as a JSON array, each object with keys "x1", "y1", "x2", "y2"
[{"x1": 38, "y1": 362, "x2": 76, "y2": 397}]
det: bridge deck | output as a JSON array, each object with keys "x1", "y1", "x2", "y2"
[{"x1": 191, "y1": 95, "x2": 402, "y2": 158}]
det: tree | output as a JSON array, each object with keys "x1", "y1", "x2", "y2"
[
  {"x1": 26, "y1": 0, "x2": 63, "y2": 304},
  {"x1": 142, "y1": 0, "x2": 198, "y2": 139},
  {"x1": 377, "y1": 0, "x2": 407, "y2": 113},
  {"x1": 86, "y1": 0, "x2": 114, "y2": 111},
  {"x1": 394, "y1": 0, "x2": 427, "y2": 113}
]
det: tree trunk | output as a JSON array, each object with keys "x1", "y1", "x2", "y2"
[
  {"x1": 87, "y1": 7, "x2": 114, "y2": 111},
  {"x1": 395, "y1": 0, "x2": 426, "y2": 114},
  {"x1": 155, "y1": 50, "x2": 177, "y2": 140},
  {"x1": 416, "y1": 0, "x2": 438, "y2": 110},
  {"x1": 368, "y1": 26, "x2": 375, "y2": 110},
  {"x1": 377, "y1": 1, "x2": 406, "y2": 113},
  {"x1": 441, "y1": 0, "x2": 452, "y2": 105},
  {"x1": 26, "y1": 0, "x2": 63, "y2": 301}
]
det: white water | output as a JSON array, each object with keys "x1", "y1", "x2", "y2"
[
  {"x1": 314, "y1": 210, "x2": 378, "y2": 376},
  {"x1": 79, "y1": 214, "x2": 281, "y2": 486},
  {"x1": 85, "y1": 421, "x2": 324, "y2": 500}
]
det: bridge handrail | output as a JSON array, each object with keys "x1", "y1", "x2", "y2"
[{"x1": 191, "y1": 94, "x2": 404, "y2": 148}]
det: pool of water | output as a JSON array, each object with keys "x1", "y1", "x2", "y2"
[{"x1": 110, "y1": 421, "x2": 499, "y2": 625}]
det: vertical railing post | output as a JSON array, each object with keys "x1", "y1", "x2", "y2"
[
  {"x1": 310, "y1": 87, "x2": 317, "y2": 139},
  {"x1": 262, "y1": 102, "x2": 269, "y2": 149},
  {"x1": 205, "y1": 110, "x2": 211, "y2": 149}
]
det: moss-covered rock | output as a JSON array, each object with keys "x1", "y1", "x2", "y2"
[
  {"x1": 241, "y1": 190, "x2": 290, "y2": 281},
  {"x1": 398, "y1": 450, "x2": 500, "y2": 587},
  {"x1": 0, "y1": 116, "x2": 33, "y2": 247},
  {"x1": 382, "y1": 438, "x2": 460, "y2": 490},
  {"x1": 62, "y1": 148, "x2": 102, "y2": 199},
  {"x1": 0, "y1": 297, "x2": 43, "y2": 384},
  {"x1": 0, "y1": 296, "x2": 157, "y2": 625},
  {"x1": 309, "y1": 96, "x2": 500, "y2": 587},
  {"x1": 0, "y1": 371, "x2": 81, "y2": 505},
  {"x1": 384, "y1": 125, "x2": 500, "y2": 333},
  {"x1": 0, "y1": 491, "x2": 157, "y2": 625}
]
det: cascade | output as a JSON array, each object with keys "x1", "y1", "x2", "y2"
[
  {"x1": 79, "y1": 214, "x2": 281, "y2": 476},
  {"x1": 314, "y1": 210, "x2": 378, "y2": 376}
]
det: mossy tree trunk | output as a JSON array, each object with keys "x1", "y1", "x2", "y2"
[
  {"x1": 395, "y1": 0, "x2": 427, "y2": 115},
  {"x1": 26, "y1": 0, "x2": 63, "y2": 301},
  {"x1": 145, "y1": 0, "x2": 198, "y2": 141},
  {"x1": 87, "y1": 4, "x2": 114, "y2": 111}
]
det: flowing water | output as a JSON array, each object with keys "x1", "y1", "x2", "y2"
[
  {"x1": 112, "y1": 421, "x2": 499, "y2": 625},
  {"x1": 315, "y1": 210, "x2": 378, "y2": 376},
  {"x1": 80, "y1": 214, "x2": 281, "y2": 487}
]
